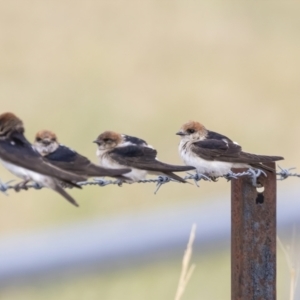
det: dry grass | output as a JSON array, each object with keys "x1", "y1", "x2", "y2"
[
  {"x1": 174, "y1": 223, "x2": 196, "y2": 300},
  {"x1": 277, "y1": 229, "x2": 300, "y2": 300}
]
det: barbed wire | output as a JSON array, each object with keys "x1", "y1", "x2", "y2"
[
  {"x1": 0, "y1": 167, "x2": 299, "y2": 195},
  {"x1": 276, "y1": 166, "x2": 300, "y2": 180}
]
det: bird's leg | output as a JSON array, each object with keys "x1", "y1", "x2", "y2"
[
  {"x1": 195, "y1": 171, "x2": 218, "y2": 182},
  {"x1": 92, "y1": 177, "x2": 124, "y2": 187},
  {"x1": 194, "y1": 173, "x2": 211, "y2": 181},
  {"x1": 60, "y1": 182, "x2": 73, "y2": 189},
  {"x1": 115, "y1": 179, "x2": 124, "y2": 186},
  {"x1": 224, "y1": 170, "x2": 239, "y2": 181},
  {"x1": 187, "y1": 172, "x2": 211, "y2": 187},
  {"x1": 209, "y1": 176, "x2": 219, "y2": 182},
  {"x1": 13, "y1": 180, "x2": 30, "y2": 192},
  {"x1": 110, "y1": 175, "x2": 127, "y2": 186}
]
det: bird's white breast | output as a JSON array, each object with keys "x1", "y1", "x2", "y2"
[
  {"x1": 0, "y1": 159, "x2": 55, "y2": 188},
  {"x1": 178, "y1": 140, "x2": 248, "y2": 177},
  {"x1": 180, "y1": 152, "x2": 233, "y2": 177}
]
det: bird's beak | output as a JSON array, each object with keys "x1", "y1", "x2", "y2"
[
  {"x1": 176, "y1": 131, "x2": 185, "y2": 136},
  {"x1": 42, "y1": 139, "x2": 51, "y2": 146},
  {"x1": 93, "y1": 140, "x2": 99, "y2": 145}
]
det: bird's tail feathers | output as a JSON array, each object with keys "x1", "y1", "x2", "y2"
[
  {"x1": 163, "y1": 171, "x2": 188, "y2": 183},
  {"x1": 239, "y1": 153, "x2": 284, "y2": 163},
  {"x1": 145, "y1": 162, "x2": 195, "y2": 173},
  {"x1": 60, "y1": 180, "x2": 82, "y2": 189},
  {"x1": 250, "y1": 163, "x2": 277, "y2": 173},
  {"x1": 85, "y1": 164, "x2": 131, "y2": 177},
  {"x1": 52, "y1": 183, "x2": 79, "y2": 207}
]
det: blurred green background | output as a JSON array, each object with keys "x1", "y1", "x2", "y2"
[{"x1": 0, "y1": 1, "x2": 299, "y2": 299}]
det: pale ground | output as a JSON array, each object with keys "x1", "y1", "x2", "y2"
[{"x1": 0, "y1": 1, "x2": 299, "y2": 299}]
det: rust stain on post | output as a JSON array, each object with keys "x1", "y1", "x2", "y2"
[{"x1": 231, "y1": 162, "x2": 276, "y2": 300}]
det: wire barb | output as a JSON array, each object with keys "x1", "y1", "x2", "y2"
[
  {"x1": 277, "y1": 166, "x2": 300, "y2": 181},
  {"x1": 153, "y1": 175, "x2": 173, "y2": 194},
  {"x1": 0, "y1": 179, "x2": 10, "y2": 195},
  {"x1": 185, "y1": 172, "x2": 211, "y2": 187},
  {"x1": 0, "y1": 166, "x2": 298, "y2": 195}
]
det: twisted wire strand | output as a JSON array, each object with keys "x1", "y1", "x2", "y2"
[{"x1": 0, "y1": 166, "x2": 298, "y2": 195}]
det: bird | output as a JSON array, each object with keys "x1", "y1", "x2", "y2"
[
  {"x1": 0, "y1": 112, "x2": 87, "y2": 207},
  {"x1": 33, "y1": 130, "x2": 131, "y2": 179},
  {"x1": 93, "y1": 131, "x2": 195, "y2": 183},
  {"x1": 176, "y1": 120, "x2": 284, "y2": 178}
]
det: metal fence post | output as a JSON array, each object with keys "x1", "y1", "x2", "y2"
[{"x1": 231, "y1": 162, "x2": 276, "y2": 300}]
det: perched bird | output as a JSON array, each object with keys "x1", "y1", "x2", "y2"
[
  {"x1": 93, "y1": 131, "x2": 195, "y2": 183},
  {"x1": 176, "y1": 121, "x2": 284, "y2": 178},
  {"x1": 33, "y1": 130, "x2": 131, "y2": 179},
  {"x1": 0, "y1": 112, "x2": 87, "y2": 207}
]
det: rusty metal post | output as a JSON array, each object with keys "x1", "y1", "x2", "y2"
[{"x1": 231, "y1": 162, "x2": 276, "y2": 300}]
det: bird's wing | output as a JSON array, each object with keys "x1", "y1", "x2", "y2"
[
  {"x1": 122, "y1": 134, "x2": 148, "y2": 146},
  {"x1": 0, "y1": 136, "x2": 86, "y2": 183},
  {"x1": 111, "y1": 145, "x2": 194, "y2": 172},
  {"x1": 191, "y1": 139, "x2": 242, "y2": 161},
  {"x1": 192, "y1": 139, "x2": 283, "y2": 164},
  {"x1": 45, "y1": 146, "x2": 89, "y2": 175},
  {"x1": 110, "y1": 145, "x2": 157, "y2": 168},
  {"x1": 46, "y1": 146, "x2": 130, "y2": 177},
  {"x1": 45, "y1": 145, "x2": 78, "y2": 162}
]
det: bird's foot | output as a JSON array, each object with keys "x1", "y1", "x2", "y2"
[
  {"x1": 60, "y1": 182, "x2": 72, "y2": 189},
  {"x1": 209, "y1": 176, "x2": 219, "y2": 182},
  {"x1": 115, "y1": 179, "x2": 124, "y2": 186},
  {"x1": 224, "y1": 171, "x2": 239, "y2": 181},
  {"x1": 13, "y1": 180, "x2": 30, "y2": 192},
  {"x1": 186, "y1": 172, "x2": 210, "y2": 187}
]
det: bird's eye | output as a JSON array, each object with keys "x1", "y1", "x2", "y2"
[
  {"x1": 36, "y1": 137, "x2": 41, "y2": 142},
  {"x1": 103, "y1": 138, "x2": 111, "y2": 143},
  {"x1": 51, "y1": 138, "x2": 56, "y2": 142},
  {"x1": 187, "y1": 129, "x2": 195, "y2": 134}
]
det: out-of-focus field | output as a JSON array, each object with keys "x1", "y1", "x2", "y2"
[
  {"x1": 0, "y1": 1, "x2": 299, "y2": 299},
  {"x1": 0, "y1": 251, "x2": 292, "y2": 300}
]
